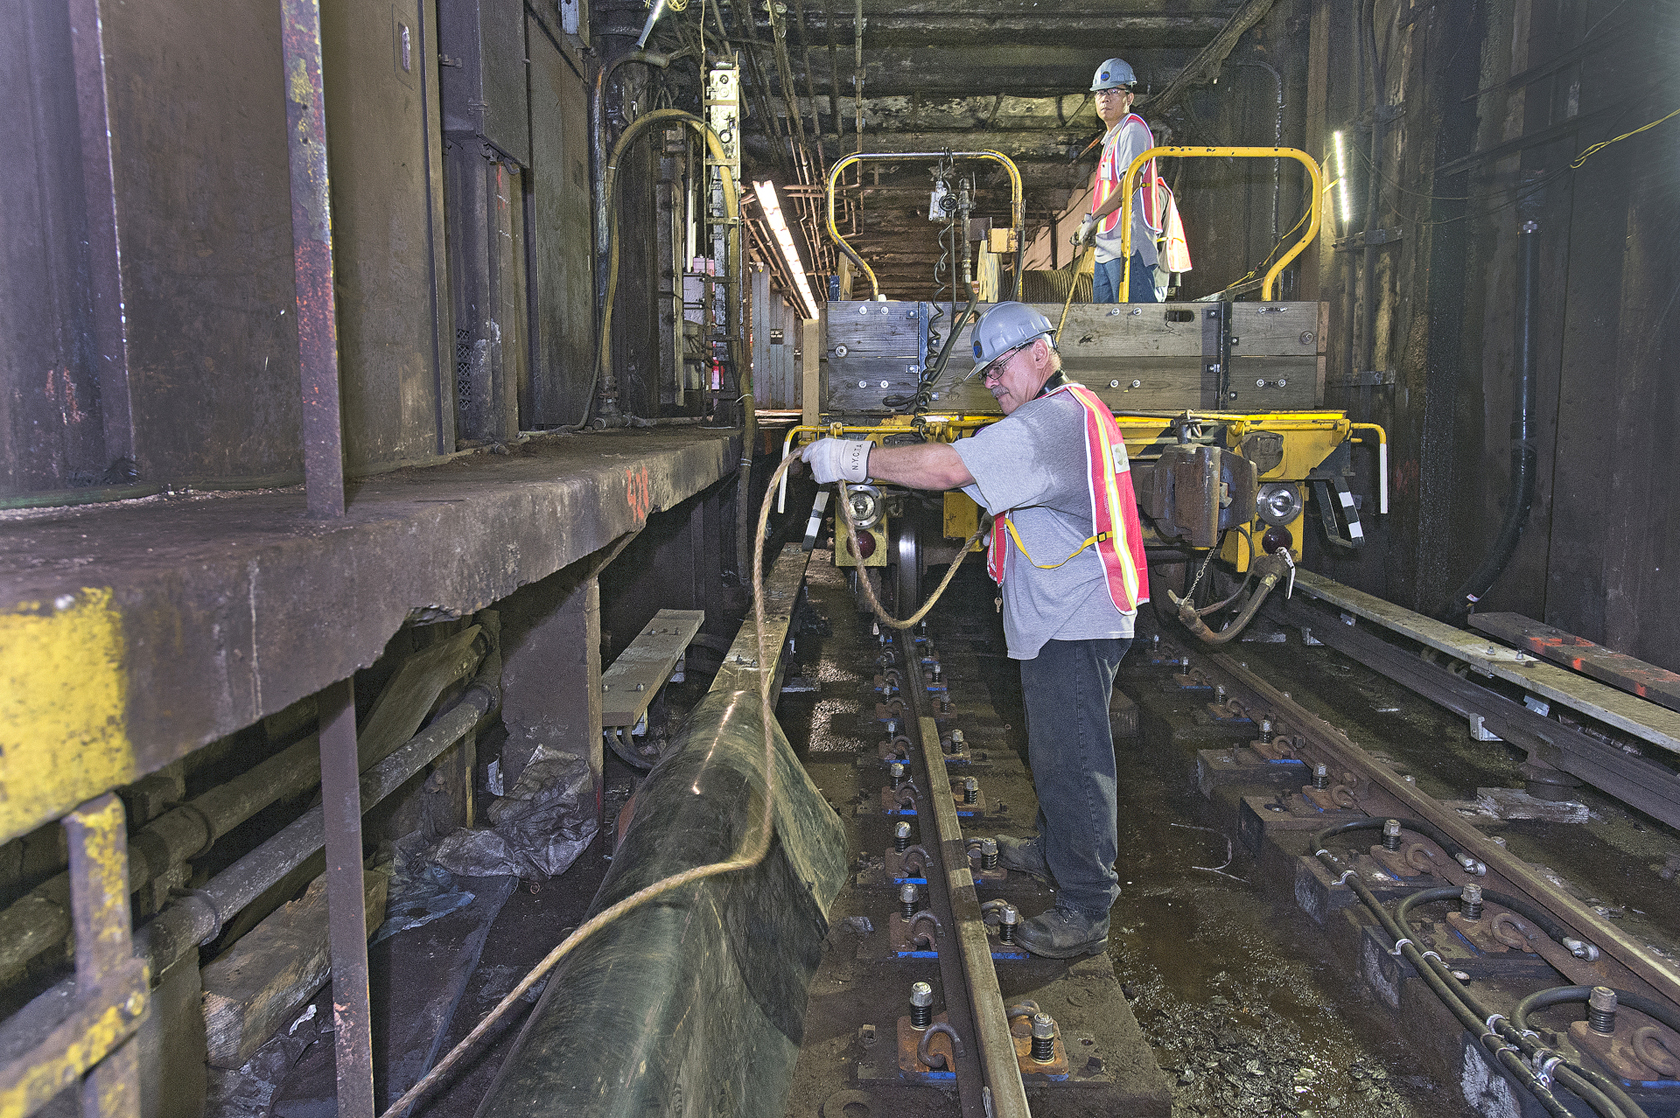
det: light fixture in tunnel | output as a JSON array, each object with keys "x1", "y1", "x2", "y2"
[
  {"x1": 753, "y1": 180, "x2": 819, "y2": 320},
  {"x1": 635, "y1": 0, "x2": 666, "y2": 48},
  {"x1": 1331, "y1": 130, "x2": 1355, "y2": 231}
]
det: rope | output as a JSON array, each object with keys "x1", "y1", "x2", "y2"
[{"x1": 836, "y1": 477, "x2": 991, "y2": 629}]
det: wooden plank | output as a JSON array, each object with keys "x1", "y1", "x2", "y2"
[
  {"x1": 1227, "y1": 356, "x2": 1321, "y2": 410},
  {"x1": 1229, "y1": 302, "x2": 1324, "y2": 355},
  {"x1": 600, "y1": 609, "x2": 706, "y2": 729},
  {"x1": 201, "y1": 867, "x2": 389, "y2": 1069},
  {"x1": 711, "y1": 544, "x2": 811, "y2": 697},
  {"x1": 1293, "y1": 569, "x2": 1680, "y2": 758},
  {"x1": 801, "y1": 317, "x2": 821, "y2": 427},
  {"x1": 1469, "y1": 613, "x2": 1680, "y2": 715}
]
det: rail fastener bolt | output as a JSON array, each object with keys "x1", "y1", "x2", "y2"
[
  {"x1": 910, "y1": 982, "x2": 934, "y2": 1030},
  {"x1": 900, "y1": 883, "x2": 919, "y2": 920},
  {"x1": 1030, "y1": 1013, "x2": 1057, "y2": 1063},
  {"x1": 1588, "y1": 986, "x2": 1618, "y2": 1035}
]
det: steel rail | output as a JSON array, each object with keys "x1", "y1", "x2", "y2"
[
  {"x1": 1292, "y1": 569, "x2": 1680, "y2": 758},
  {"x1": 1272, "y1": 596, "x2": 1680, "y2": 831},
  {"x1": 1201, "y1": 650, "x2": 1680, "y2": 1010},
  {"x1": 897, "y1": 632, "x2": 1032, "y2": 1118}
]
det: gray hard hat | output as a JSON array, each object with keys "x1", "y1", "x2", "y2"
[
  {"x1": 968, "y1": 302, "x2": 1055, "y2": 380},
  {"x1": 1090, "y1": 57, "x2": 1137, "y2": 91}
]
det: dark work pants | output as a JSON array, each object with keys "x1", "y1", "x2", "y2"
[
  {"x1": 1018, "y1": 636, "x2": 1131, "y2": 919},
  {"x1": 1092, "y1": 253, "x2": 1159, "y2": 303}
]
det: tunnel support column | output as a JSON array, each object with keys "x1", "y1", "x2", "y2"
[{"x1": 501, "y1": 536, "x2": 641, "y2": 817}]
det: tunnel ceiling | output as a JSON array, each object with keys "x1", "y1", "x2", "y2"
[{"x1": 608, "y1": 0, "x2": 1267, "y2": 301}]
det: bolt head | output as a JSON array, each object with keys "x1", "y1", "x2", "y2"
[
  {"x1": 899, "y1": 883, "x2": 919, "y2": 903},
  {"x1": 910, "y1": 981, "x2": 934, "y2": 1006}
]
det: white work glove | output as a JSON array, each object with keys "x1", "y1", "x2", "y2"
[
  {"x1": 1072, "y1": 213, "x2": 1097, "y2": 247},
  {"x1": 801, "y1": 438, "x2": 872, "y2": 485}
]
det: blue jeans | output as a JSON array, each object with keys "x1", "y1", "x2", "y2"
[
  {"x1": 1092, "y1": 254, "x2": 1159, "y2": 303},
  {"x1": 1018, "y1": 637, "x2": 1131, "y2": 918}
]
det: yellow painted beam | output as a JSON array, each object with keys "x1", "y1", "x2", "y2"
[{"x1": 0, "y1": 590, "x2": 134, "y2": 845}]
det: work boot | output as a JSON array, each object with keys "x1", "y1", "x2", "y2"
[
  {"x1": 1014, "y1": 905, "x2": 1110, "y2": 959},
  {"x1": 994, "y1": 834, "x2": 1050, "y2": 880}
]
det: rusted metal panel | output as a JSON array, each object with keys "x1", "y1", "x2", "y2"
[
  {"x1": 446, "y1": 149, "x2": 526, "y2": 445},
  {"x1": 102, "y1": 0, "x2": 303, "y2": 486},
  {"x1": 323, "y1": 0, "x2": 452, "y2": 470},
  {"x1": 438, "y1": 0, "x2": 530, "y2": 164},
  {"x1": 0, "y1": 0, "x2": 113, "y2": 496},
  {"x1": 67, "y1": 0, "x2": 136, "y2": 478}
]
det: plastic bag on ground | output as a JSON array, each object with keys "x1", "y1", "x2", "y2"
[{"x1": 430, "y1": 744, "x2": 598, "y2": 879}]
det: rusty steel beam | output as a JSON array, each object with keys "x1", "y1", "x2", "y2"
[
  {"x1": 280, "y1": 0, "x2": 346, "y2": 518},
  {"x1": 317, "y1": 679, "x2": 374, "y2": 1118}
]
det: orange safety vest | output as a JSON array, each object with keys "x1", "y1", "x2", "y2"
[
  {"x1": 986, "y1": 383, "x2": 1150, "y2": 612},
  {"x1": 1093, "y1": 114, "x2": 1161, "y2": 239}
]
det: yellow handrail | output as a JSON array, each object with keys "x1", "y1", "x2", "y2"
[
  {"x1": 1118, "y1": 146, "x2": 1324, "y2": 302},
  {"x1": 825, "y1": 151, "x2": 1025, "y2": 301},
  {"x1": 1349, "y1": 422, "x2": 1389, "y2": 515}
]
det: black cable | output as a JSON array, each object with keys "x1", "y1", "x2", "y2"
[
  {"x1": 1311, "y1": 817, "x2": 1485, "y2": 875},
  {"x1": 1316, "y1": 855, "x2": 1624, "y2": 1118},
  {"x1": 1394, "y1": 896, "x2": 1646, "y2": 1118},
  {"x1": 1515, "y1": 986, "x2": 1680, "y2": 1042}
]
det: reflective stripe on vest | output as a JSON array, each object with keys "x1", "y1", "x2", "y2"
[
  {"x1": 986, "y1": 383, "x2": 1150, "y2": 613},
  {"x1": 1093, "y1": 114, "x2": 1159, "y2": 237}
]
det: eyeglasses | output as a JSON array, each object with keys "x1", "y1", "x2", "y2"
[{"x1": 980, "y1": 343, "x2": 1029, "y2": 385}]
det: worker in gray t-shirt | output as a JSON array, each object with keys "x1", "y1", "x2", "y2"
[{"x1": 801, "y1": 302, "x2": 1150, "y2": 958}]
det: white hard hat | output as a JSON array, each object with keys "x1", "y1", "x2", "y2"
[
  {"x1": 1090, "y1": 58, "x2": 1137, "y2": 91},
  {"x1": 967, "y1": 303, "x2": 1054, "y2": 381}
]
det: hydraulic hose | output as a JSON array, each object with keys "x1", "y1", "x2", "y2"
[
  {"x1": 1169, "y1": 552, "x2": 1288, "y2": 644},
  {"x1": 1392, "y1": 894, "x2": 1647, "y2": 1118},
  {"x1": 1449, "y1": 187, "x2": 1541, "y2": 619},
  {"x1": 913, "y1": 280, "x2": 981, "y2": 410},
  {"x1": 568, "y1": 109, "x2": 740, "y2": 433},
  {"x1": 1312, "y1": 817, "x2": 1487, "y2": 878},
  {"x1": 1313, "y1": 850, "x2": 1628, "y2": 1118},
  {"x1": 835, "y1": 475, "x2": 990, "y2": 629}
]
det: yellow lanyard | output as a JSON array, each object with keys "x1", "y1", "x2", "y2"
[{"x1": 1002, "y1": 516, "x2": 1110, "y2": 571}]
